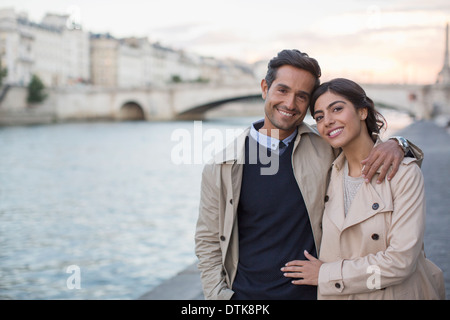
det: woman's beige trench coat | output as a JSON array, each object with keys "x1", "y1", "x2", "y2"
[{"x1": 318, "y1": 150, "x2": 445, "y2": 300}]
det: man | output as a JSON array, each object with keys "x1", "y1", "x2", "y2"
[{"x1": 195, "y1": 49, "x2": 421, "y2": 300}]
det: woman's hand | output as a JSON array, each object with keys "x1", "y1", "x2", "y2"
[{"x1": 282, "y1": 250, "x2": 323, "y2": 286}]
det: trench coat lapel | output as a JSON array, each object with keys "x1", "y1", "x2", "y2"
[
  {"x1": 326, "y1": 151, "x2": 393, "y2": 232},
  {"x1": 214, "y1": 128, "x2": 248, "y2": 270},
  {"x1": 342, "y1": 181, "x2": 389, "y2": 231},
  {"x1": 325, "y1": 168, "x2": 346, "y2": 231}
]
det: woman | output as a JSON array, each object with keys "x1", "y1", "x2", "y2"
[{"x1": 282, "y1": 78, "x2": 445, "y2": 299}]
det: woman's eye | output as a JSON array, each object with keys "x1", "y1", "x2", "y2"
[{"x1": 314, "y1": 116, "x2": 323, "y2": 122}]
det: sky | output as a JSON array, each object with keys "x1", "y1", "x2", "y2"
[{"x1": 2, "y1": 0, "x2": 450, "y2": 84}]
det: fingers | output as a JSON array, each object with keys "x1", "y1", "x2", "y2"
[
  {"x1": 281, "y1": 262, "x2": 304, "y2": 276},
  {"x1": 283, "y1": 270, "x2": 303, "y2": 279},
  {"x1": 281, "y1": 265, "x2": 303, "y2": 283},
  {"x1": 377, "y1": 157, "x2": 396, "y2": 183},
  {"x1": 362, "y1": 139, "x2": 405, "y2": 184},
  {"x1": 386, "y1": 148, "x2": 402, "y2": 181},
  {"x1": 284, "y1": 260, "x2": 303, "y2": 267},
  {"x1": 285, "y1": 251, "x2": 316, "y2": 266},
  {"x1": 374, "y1": 155, "x2": 392, "y2": 183},
  {"x1": 304, "y1": 250, "x2": 317, "y2": 261},
  {"x1": 361, "y1": 153, "x2": 383, "y2": 183},
  {"x1": 387, "y1": 158, "x2": 400, "y2": 181},
  {"x1": 362, "y1": 152, "x2": 401, "y2": 183},
  {"x1": 281, "y1": 266, "x2": 316, "y2": 286},
  {"x1": 291, "y1": 279, "x2": 315, "y2": 285},
  {"x1": 283, "y1": 252, "x2": 322, "y2": 286}
]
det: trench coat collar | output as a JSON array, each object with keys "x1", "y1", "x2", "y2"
[
  {"x1": 213, "y1": 127, "x2": 249, "y2": 164},
  {"x1": 327, "y1": 162, "x2": 390, "y2": 231},
  {"x1": 328, "y1": 138, "x2": 397, "y2": 231}
]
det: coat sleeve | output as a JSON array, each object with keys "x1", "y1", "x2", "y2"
[
  {"x1": 318, "y1": 162, "x2": 426, "y2": 296},
  {"x1": 405, "y1": 139, "x2": 424, "y2": 167},
  {"x1": 195, "y1": 162, "x2": 234, "y2": 300}
]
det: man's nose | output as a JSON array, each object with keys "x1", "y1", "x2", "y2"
[{"x1": 284, "y1": 94, "x2": 296, "y2": 109}]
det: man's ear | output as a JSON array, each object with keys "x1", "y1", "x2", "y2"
[{"x1": 261, "y1": 79, "x2": 268, "y2": 100}]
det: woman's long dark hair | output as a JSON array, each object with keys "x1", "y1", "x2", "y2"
[{"x1": 310, "y1": 78, "x2": 386, "y2": 139}]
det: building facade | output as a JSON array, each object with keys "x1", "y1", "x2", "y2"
[
  {"x1": 0, "y1": 7, "x2": 255, "y2": 89},
  {"x1": 0, "y1": 8, "x2": 90, "y2": 87}
]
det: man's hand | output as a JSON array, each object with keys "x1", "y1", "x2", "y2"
[{"x1": 361, "y1": 139, "x2": 404, "y2": 184}]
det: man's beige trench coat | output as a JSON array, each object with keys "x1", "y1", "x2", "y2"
[
  {"x1": 318, "y1": 148, "x2": 445, "y2": 300},
  {"x1": 195, "y1": 122, "x2": 339, "y2": 299}
]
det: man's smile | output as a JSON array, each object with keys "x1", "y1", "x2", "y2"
[{"x1": 276, "y1": 107, "x2": 296, "y2": 118}]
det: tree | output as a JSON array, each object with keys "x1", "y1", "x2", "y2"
[
  {"x1": 171, "y1": 74, "x2": 182, "y2": 83},
  {"x1": 27, "y1": 74, "x2": 47, "y2": 104},
  {"x1": 0, "y1": 56, "x2": 7, "y2": 87}
]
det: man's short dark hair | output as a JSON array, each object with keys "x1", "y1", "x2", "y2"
[{"x1": 265, "y1": 49, "x2": 321, "y2": 91}]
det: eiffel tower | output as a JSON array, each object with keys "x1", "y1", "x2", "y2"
[{"x1": 437, "y1": 23, "x2": 450, "y2": 85}]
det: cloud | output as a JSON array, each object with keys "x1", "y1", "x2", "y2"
[{"x1": 189, "y1": 30, "x2": 245, "y2": 45}]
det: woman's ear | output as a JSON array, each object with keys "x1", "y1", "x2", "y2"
[{"x1": 359, "y1": 107, "x2": 368, "y2": 121}]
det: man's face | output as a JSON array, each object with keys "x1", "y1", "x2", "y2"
[{"x1": 261, "y1": 65, "x2": 316, "y2": 140}]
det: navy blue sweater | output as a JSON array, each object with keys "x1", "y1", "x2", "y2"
[{"x1": 231, "y1": 135, "x2": 317, "y2": 300}]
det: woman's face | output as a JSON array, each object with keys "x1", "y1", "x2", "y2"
[{"x1": 312, "y1": 91, "x2": 367, "y2": 149}]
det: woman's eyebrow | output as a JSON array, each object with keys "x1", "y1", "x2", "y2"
[{"x1": 313, "y1": 100, "x2": 346, "y2": 116}]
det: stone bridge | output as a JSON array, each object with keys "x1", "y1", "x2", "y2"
[
  {"x1": 53, "y1": 83, "x2": 262, "y2": 121},
  {"x1": 1, "y1": 82, "x2": 449, "y2": 124},
  {"x1": 52, "y1": 82, "x2": 450, "y2": 121}
]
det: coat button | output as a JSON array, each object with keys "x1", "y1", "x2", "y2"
[
  {"x1": 324, "y1": 195, "x2": 329, "y2": 202},
  {"x1": 229, "y1": 199, "x2": 233, "y2": 205},
  {"x1": 371, "y1": 233, "x2": 380, "y2": 240},
  {"x1": 372, "y1": 203, "x2": 379, "y2": 210},
  {"x1": 220, "y1": 236, "x2": 226, "y2": 241},
  {"x1": 335, "y1": 283, "x2": 341, "y2": 289}
]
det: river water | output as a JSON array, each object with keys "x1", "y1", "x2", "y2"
[{"x1": 0, "y1": 109, "x2": 412, "y2": 300}]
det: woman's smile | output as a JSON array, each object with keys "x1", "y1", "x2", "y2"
[{"x1": 327, "y1": 127, "x2": 344, "y2": 138}]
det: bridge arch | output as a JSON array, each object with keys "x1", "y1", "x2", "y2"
[
  {"x1": 176, "y1": 94, "x2": 262, "y2": 119},
  {"x1": 118, "y1": 101, "x2": 145, "y2": 120}
]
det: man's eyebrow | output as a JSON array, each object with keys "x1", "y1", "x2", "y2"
[
  {"x1": 275, "y1": 83, "x2": 291, "y2": 90},
  {"x1": 275, "y1": 83, "x2": 311, "y2": 97},
  {"x1": 313, "y1": 100, "x2": 346, "y2": 116}
]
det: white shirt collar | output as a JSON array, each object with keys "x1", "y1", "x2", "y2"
[{"x1": 249, "y1": 119, "x2": 298, "y2": 152}]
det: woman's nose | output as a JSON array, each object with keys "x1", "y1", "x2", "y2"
[{"x1": 324, "y1": 113, "x2": 335, "y2": 126}]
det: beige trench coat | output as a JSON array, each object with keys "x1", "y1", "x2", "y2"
[
  {"x1": 318, "y1": 149, "x2": 445, "y2": 300},
  {"x1": 195, "y1": 123, "x2": 336, "y2": 300}
]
